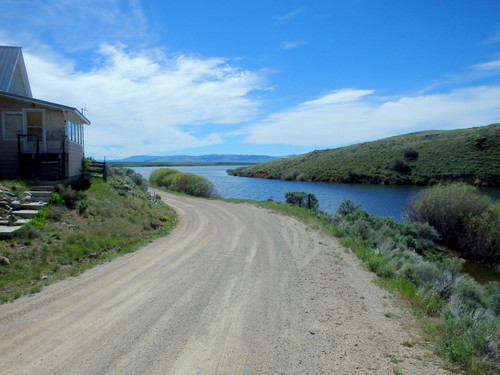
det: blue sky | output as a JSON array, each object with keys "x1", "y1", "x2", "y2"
[{"x1": 1, "y1": 0, "x2": 500, "y2": 159}]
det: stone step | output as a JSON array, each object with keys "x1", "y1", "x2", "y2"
[
  {"x1": 21, "y1": 202, "x2": 46, "y2": 210},
  {"x1": 29, "y1": 190, "x2": 52, "y2": 195},
  {"x1": 22, "y1": 202, "x2": 47, "y2": 210},
  {"x1": 0, "y1": 226, "x2": 22, "y2": 239},
  {"x1": 30, "y1": 185, "x2": 56, "y2": 190},
  {"x1": 11, "y1": 210, "x2": 39, "y2": 219},
  {"x1": 28, "y1": 191, "x2": 52, "y2": 202},
  {"x1": 0, "y1": 185, "x2": 52, "y2": 239},
  {"x1": 0, "y1": 218, "x2": 29, "y2": 225}
]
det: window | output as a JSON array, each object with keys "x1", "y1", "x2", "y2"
[
  {"x1": 67, "y1": 121, "x2": 83, "y2": 144},
  {"x1": 26, "y1": 110, "x2": 43, "y2": 139},
  {"x1": 2, "y1": 112, "x2": 23, "y2": 140}
]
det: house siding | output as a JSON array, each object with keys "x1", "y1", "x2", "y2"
[
  {"x1": 0, "y1": 97, "x2": 66, "y2": 146},
  {"x1": 0, "y1": 98, "x2": 22, "y2": 178},
  {"x1": 0, "y1": 141, "x2": 19, "y2": 178},
  {"x1": 66, "y1": 140, "x2": 83, "y2": 178},
  {"x1": 0, "y1": 96, "x2": 25, "y2": 120}
]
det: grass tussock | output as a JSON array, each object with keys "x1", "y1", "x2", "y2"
[
  {"x1": 255, "y1": 197, "x2": 499, "y2": 375},
  {"x1": 0, "y1": 168, "x2": 176, "y2": 303}
]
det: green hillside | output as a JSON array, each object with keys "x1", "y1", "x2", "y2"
[{"x1": 229, "y1": 124, "x2": 500, "y2": 186}]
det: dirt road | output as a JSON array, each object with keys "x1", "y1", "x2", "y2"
[{"x1": 0, "y1": 190, "x2": 453, "y2": 374}]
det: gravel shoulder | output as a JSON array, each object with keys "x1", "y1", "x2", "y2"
[{"x1": 0, "y1": 190, "x2": 454, "y2": 374}]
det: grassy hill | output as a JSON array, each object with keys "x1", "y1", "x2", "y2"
[
  {"x1": 0, "y1": 170, "x2": 176, "y2": 302},
  {"x1": 228, "y1": 123, "x2": 500, "y2": 186}
]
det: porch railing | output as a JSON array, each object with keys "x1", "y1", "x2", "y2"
[
  {"x1": 17, "y1": 135, "x2": 67, "y2": 180},
  {"x1": 17, "y1": 134, "x2": 39, "y2": 156}
]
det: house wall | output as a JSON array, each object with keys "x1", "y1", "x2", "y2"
[
  {"x1": 0, "y1": 99, "x2": 66, "y2": 147},
  {"x1": 0, "y1": 96, "x2": 26, "y2": 114},
  {"x1": 66, "y1": 140, "x2": 83, "y2": 178},
  {"x1": 0, "y1": 141, "x2": 19, "y2": 178},
  {"x1": 0, "y1": 98, "x2": 21, "y2": 178}
]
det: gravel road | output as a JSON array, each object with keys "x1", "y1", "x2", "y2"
[{"x1": 0, "y1": 190, "x2": 454, "y2": 374}]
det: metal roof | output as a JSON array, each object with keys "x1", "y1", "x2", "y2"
[
  {"x1": 0, "y1": 91, "x2": 91, "y2": 125},
  {"x1": 0, "y1": 46, "x2": 32, "y2": 97},
  {"x1": 0, "y1": 46, "x2": 20, "y2": 91}
]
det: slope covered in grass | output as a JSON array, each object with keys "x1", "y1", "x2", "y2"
[
  {"x1": 0, "y1": 172, "x2": 176, "y2": 302},
  {"x1": 229, "y1": 123, "x2": 500, "y2": 186}
]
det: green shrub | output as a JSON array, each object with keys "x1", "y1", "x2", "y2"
[
  {"x1": 285, "y1": 191, "x2": 306, "y2": 206},
  {"x1": 403, "y1": 148, "x2": 419, "y2": 161},
  {"x1": 49, "y1": 192, "x2": 65, "y2": 205},
  {"x1": 459, "y1": 202, "x2": 500, "y2": 265},
  {"x1": 171, "y1": 173, "x2": 219, "y2": 198},
  {"x1": 390, "y1": 158, "x2": 411, "y2": 173},
  {"x1": 149, "y1": 168, "x2": 182, "y2": 188},
  {"x1": 440, "y1": 309, "x2": 500, "y2": 372},
  {"x1": 406, "y1": 183, "x2": 497, "y2": 265},
  {"x1": 54, "y1": 184, "x2": 85, "y2": 209},
  {"x1": 336, "y1": 200, "x2": 361, "y2": 216},
  {"x1": 77, "y1": 199, "x2": 89, "y2": 215},
  {"x1": 109, "y1": 166, "x2": 146, "y2": 187},
  {"x1": 150, "y1": 168, "x2": 219, "y2": 198},
  {"x1": 285, "y1": 191, "x2": 319, "y2": 210},
  {"x1": 398, "y1": 221, "x2": 440, "y2": 253},
  {"x1": 483, "y1": 282, "x2": 500, "y2": 315},
  {"x1": 26, "y1": 206, "x2": 49, "y2": 230}
]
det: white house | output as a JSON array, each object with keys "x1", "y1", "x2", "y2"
[{"x1": 0, "y1": 46, "x2": 90, "y2": 181}]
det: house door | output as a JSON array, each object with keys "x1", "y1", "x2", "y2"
[{"x1": 23, "y1": 109, "x2": 46, "y2": 153}]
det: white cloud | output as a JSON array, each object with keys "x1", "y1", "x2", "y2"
[
  {"x1": 243, "y1": 86, "x2": 500, "y2": 147},
  {"x1": 0, "y1": 0, "x2": 152, "y2": 53},
  {"x1": 483, "y1": 26, "x2": 500, "y2": 45},
  {"x1": 22, "y1": 44, "x2": 265, "y2": 158},
  {"x1": 473, "y1": 59, "x2": 500, "y2": 72},
  {"x1": 283, "y1": 41, "x2": 307, "y2": 50},
  {"x1": 277, "y1": 8, "x2": 306, "y2": 22}
]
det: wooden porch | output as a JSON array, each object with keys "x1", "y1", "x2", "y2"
[{"x1": 17, "y1": 134, "x2": 68, "y2": 181}]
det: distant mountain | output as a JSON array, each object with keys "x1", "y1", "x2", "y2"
[
  {"x1": 110, "y1": 154, "x2": 282, "y2": 164},
  {"x1": 228, "y1": 124, "x2": 500, "y2": 186},
  {"x1": 112, "y1": 155, "x2": 159, "y2": 163}
]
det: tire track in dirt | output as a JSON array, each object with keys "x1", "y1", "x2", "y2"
[{"x1": 0, "y1": 190, "x2": 454, "y2": 374}]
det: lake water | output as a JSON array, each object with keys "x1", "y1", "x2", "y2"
[
  {"x1": 133, "y1": 165, "x2": 500, "y2": 282},
  {"x1": 132, "y1": 165, "x2": 500, "y2": 221}
]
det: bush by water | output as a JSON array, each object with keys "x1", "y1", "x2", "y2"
[
  {"x1": 150, "y1": 168, "x2": 219, "y2": 198},
  {"x1": 406, "y1": 183, "x2": 500, "y2": 266}
]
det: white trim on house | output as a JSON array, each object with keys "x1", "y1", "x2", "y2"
[{"x1": 0, "y1": 91, "x2": 90, "y2": 125}]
